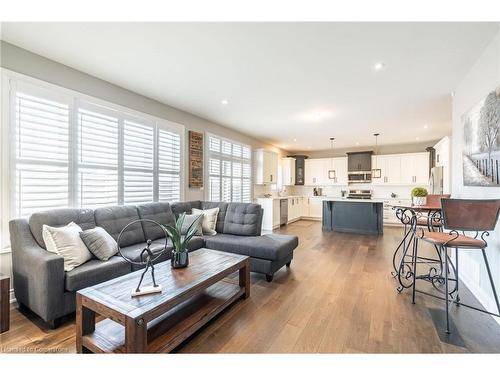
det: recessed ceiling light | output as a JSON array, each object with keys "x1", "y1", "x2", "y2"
[
  {"x1": 423, "y1": 124, "x2": 428, "y2": 129},
  {"x1": 373, "y1": 62, "x2": 386, "y2": 71},
  {"x1": 356, "y1": 142, "x2": 360, "y2": 146},
  {"x1": 293, "y1": 138, "x2": 297, "y2": 142},
  {"x1": 221, "y1": 99, "x2": 229, "y2": 105},
  {"x1": 298, "y1": 109, "x2": 332, "y2": 122}
]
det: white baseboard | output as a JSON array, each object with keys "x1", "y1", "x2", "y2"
[{"x1": 459, "y1": 269, "x2": 500, "y2": 327}]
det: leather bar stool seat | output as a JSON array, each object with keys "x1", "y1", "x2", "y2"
[
  {"x1": 418, "y1": 230, "x2": 486, "y2": 248},
  {"x1": 416, "y1": 217, "x2": 442, "y2": 227}
]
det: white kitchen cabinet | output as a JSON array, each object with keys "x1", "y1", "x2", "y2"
[
  {"x1": 373, "y1": 152, "x2": 428, "y2": 185},
  {"x1": 308, "y1": 197, "x2": 324, "y2": 218},
  {"x1": 400, "y1": 153, "x2": 429, "y2": 184},
  {"x1": 305, "y1": 159, "x2": 325, "y2": 185},
  {"x1": 382, "y1": 198, "x2": 412, "y2": 225},
  {"x1": 282, "y1": 157, "x2": 296, "y2": 186},
  {"x1": 323, "y1": 157, "x2": 348, "y2": 185},
  {"x1": 380, "y1": 155, "x2": 401, "y2": 185},
  {"x1": 288, "y1": 197, "x2": 301, "y2": 222},
  {"x1": 254, "y1": 149, "x2": 279, "y2": 184},
  {"x1": 272, "y1": 199, "x2": 281, "y2": 228},
  {"x1": 305, "y1": 157, "x2": 348, "y2": 186}
]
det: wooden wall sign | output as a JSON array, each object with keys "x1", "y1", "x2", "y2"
[{"x1": 189, "y1": 131, "x2": 204, "y2": 188}]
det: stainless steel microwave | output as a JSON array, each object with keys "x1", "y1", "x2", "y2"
[{"x1": 347, "y1": 171, "x2": 372, "y2": 183}]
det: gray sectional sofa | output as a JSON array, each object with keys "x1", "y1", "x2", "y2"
[{"x1": 9, "y1": 200, "x2": 298, "y2": 327}]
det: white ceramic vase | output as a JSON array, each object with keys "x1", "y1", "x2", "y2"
[{"x1": 412, "y1": 196, "x2": 427, "y2": 206}]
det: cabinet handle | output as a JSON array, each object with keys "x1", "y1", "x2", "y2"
[{"x1": 270, "y1": 174, "x2": 273, "y2": 182}]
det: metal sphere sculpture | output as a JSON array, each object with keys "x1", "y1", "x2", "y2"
[{"x1": 117, "y1": 219, "x2": 168, "y2": 296}]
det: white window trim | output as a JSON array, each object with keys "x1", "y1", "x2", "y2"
[
  {"x1": 1, "y1": 68, "x2": 185, "y2": 251},
  {"x1": 204, "y1": 132, "x2": 252, "y2": 202}
]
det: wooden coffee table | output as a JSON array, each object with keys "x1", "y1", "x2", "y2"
[{"x1": 76, "y1": 249, "x2": 250, "y2": 353}]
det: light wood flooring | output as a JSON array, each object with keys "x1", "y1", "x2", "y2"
[{"x1": 1, "y1": 220, "x2": 500, "y2": 353}]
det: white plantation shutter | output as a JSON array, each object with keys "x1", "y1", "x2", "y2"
[
  {"x1": 77, "y1": 107, "x2": 119, "y2": 208},
  {"x1": 13, "y1": 91, "x2": 70, "y2": 217},
  {"x1": 123, "y1": 120, "x2": 154, "y2": 205},
  {"x1": 7, "y1": 77, "x2": 184, "y2": 227},
  {"x1": 207, "y1": 134, "x2": 252, "y2": 203},
  {"x1": 158, "y1": 128, "x2": 181, "y2": 202}
]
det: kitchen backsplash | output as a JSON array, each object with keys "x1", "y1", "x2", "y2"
[{"x1": 287, "y1": 183, "x2": 429, "y2": 199}]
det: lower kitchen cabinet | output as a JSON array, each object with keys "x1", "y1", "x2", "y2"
[{"x1": 382, "y1": 198, "x2": 411, "y2": 225}]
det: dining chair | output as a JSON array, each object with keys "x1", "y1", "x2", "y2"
[
  {"x1": 415, "y1": 194, "x2": 451, "y2": 230},
  {"x1": 412, "y1": 198, "x2": 500, "y2": 333}
]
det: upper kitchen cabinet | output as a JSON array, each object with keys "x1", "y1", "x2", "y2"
[
  {"x1": 324, "y1": 157, "x2": 348, "y2": 185},
  {"x1": 305, "y1": 158, "x2": 326, "y2": 185},
  {"x1": 400, "y1": 152, "x2": 429, "y2": 184},
  {"x1": 347, "y1": 151, "x2": 373, "y2": 171},
  {"x1": 254, "y1": 149, "x2": 279, "y2": 184},
  {"x1": 282, "y1": 157, "x2": 296, "y2": 186},
  {"x1": 372, "y1": 152, "x2": 429, "y2": 185}
]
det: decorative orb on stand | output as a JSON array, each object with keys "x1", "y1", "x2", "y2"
[{"x1": 117, "y1": 219, "x2": 168, "y2": 297}]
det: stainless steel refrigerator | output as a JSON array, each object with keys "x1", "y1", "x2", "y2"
[{"x1": 429, "y1": 166, "x2": 444, "y2": 194}]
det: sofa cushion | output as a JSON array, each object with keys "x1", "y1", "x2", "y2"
[
  {"x1": 94, "y1": 205, "x2": 145, "y2": 247},
  {"x1": 64, "y1": 256, "x2": 131, "y2": 292},
  {"x1": 204, "y1": 233, "x2": 297, "y2": 261},
  {"x1": 120, "y1": 236, "x2": 204, "y2": 264},
  {"x1": 223, "y1": 203, "x2": 263, "y2": 236},
  {"x1": 29, "y1": 208, "x2": 95, "y2": 249},
  {"x1": 201, "y1": 202, "x2": 228, "y2": 233},
  {"x1": 171, "y1": 201, "x2": 201, "y2": 217},
  {"x1": 137, "y1": 202, "x2": 175, "y2": 241},
  {"x1": 119, "y1": 240, "x2": 171, "y2": 264},
  {"x1": 80, "y1": 227, "x2": 118, "y2": 261}
]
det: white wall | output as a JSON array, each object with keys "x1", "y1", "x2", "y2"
[{"x1": 452, "y1": 29, "x2": 500, "y2": 320}]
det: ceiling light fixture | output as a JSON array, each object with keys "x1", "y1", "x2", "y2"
[
  {"x1": 372, "y1": 133, "x2": 382, "y2": 179},
  {"x1": 373, "y1": 62, "x2": 386, "y2": 71},
  {"x1": 423, "y1": 124, "x2": 428, "y2": 129},
  {"x1": 221, "y1": 99, "x2": 229, "y2": 105},
  {"x1": 293, "y1": 138, "x2": 297, "y2": 142}
]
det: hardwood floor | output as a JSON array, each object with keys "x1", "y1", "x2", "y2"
[{"x1": 2, "y1": 220, "x2": 500, "y2": 353}]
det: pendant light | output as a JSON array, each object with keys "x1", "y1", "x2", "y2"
[
  {"x1": 328, "y1": 137, "x2": 336, "y2": 180},
  {"x1": 372, "y1": 133, "x2": 382, "y2": 179}
]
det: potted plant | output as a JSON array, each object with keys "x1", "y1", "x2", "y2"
[
  {"x1": 411, "y1": 187, "x2": 428, "y2": 206},
  {"x1": 163, "y1": 213, "x2": 201, "y2": 269}
]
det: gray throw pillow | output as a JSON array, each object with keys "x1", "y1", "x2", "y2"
[
  {"x1": 180, "y1": 214, "x2": 203, "y2": 236},
  {"x1": 80, "y1": 227, "x2": 118, "y2": 261}
]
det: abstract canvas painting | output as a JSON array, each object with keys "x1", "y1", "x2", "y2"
[{"x1": 462, "y1": 86, "x2": 500, "y2": 186}]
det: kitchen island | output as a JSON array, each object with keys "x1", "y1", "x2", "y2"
[{"x1": 322, "y1": 198, "x2": 384, "y2": 235}]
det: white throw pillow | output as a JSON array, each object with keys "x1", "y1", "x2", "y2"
[
  {"x1": 42, "y1": 222, "x2": 93, "y2": 271},
  {"x1": 192, "y1": 207, "x2": 220, "y2": 235}
]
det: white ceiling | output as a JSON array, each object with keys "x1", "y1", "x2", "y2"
[{"x1": 2, "y1": 22, "x2": 499, "y2": 151}]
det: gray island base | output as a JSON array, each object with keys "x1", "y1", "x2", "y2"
[{"x1": 322, "y1": 200, "x2": 384, "y2": 235}]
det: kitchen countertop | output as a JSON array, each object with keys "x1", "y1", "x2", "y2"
[{"x1": 256, "y1": 195, "x2": 410, "y2": 202}]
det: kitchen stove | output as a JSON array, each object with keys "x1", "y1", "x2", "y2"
[{"x1": 346, "y1": 189, "x2": 372, "y2": 200}]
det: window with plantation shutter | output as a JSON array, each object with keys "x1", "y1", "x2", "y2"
[
  {"x1": 158, "y1": 128, "x2": 181, "y2": 203},
  {"x1": 5, "y1": 75, "x2": 184, "y2": 229},
  {"x1": 13, "y1": 91, "x2": 70, "y2": 217},
  {"x1": 206, "y1": 134, "x2": 252, "y2": 203},
  {"x1": 77, "y1": 107, "x2": 119, "y2": 208},
  {"x1": 123, "y1": 119, "x2": 154, "y2": 205}
]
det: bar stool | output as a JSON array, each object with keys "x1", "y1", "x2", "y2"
[
  {"x1": 415, "y1": 194, "x2": 451, "y2": 230},
  {"x1": 412, "y1": 198, "x2": 500, "y2": 333}
]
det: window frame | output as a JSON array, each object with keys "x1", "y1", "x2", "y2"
[
  {"x1": 1, "y1": 69, "x2": 185, "y2": 249},
  {"x1": 204, "y1": 132, "x2": 252, "y2": 203}
]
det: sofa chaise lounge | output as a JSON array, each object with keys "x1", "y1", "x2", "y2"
[{"x1": 9, "y1": 200, "x2": 298, "y2": 327}]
